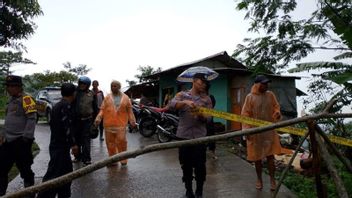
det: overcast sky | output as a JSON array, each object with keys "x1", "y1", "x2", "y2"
[
  {"x1": 9, "y1": 0, "x2": 349, "y2": 114},
  {"x1": 15, "y1": 0, "x2": 249, "y2": 90}
]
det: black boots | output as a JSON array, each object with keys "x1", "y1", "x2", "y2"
[
  {"x1": 184, "y1": 180, "x2": 195, "y2": 198},
  {"x1": 184, "y1": 180, "x2": 204, "y2": 198},
  {"x1": 23, "y1": 178, "x2": 35, "y2": 198},
  {"x1": 195, "y1": 181, "x2": 203, "y2": 198},
  {"x1": 185, "y1": 190, "x2": 195, "y2": 198}
]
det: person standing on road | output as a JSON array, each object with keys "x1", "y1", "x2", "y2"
[
  {"x1": 0, "y1": 75, "x2": 37, "y2": 197},
  {"x1": 241, "y1": 75, "x2": 283, "y2": 191},
  {"x1": 92, "y1": 80, "x2": 105, "y2": 141},
  {"x1": 37, "y1": 83, "x2": 79, "y2": 198},
  {"x1": 94, "y1": 80, "x2": 136, "y2": 166},
  {"x1": 169, "y1": 73, "x2": 212, "y2": 198},
  {"x1": 73, "y1": 76, "x2": 98, "y2": 166}
]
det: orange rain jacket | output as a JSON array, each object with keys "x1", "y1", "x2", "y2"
[
  {"x1": 95, "y1": 92, "x2": 135, "y2": 162},
  {"x1": 241, "y1": 83, "x2": 289, "y2": 161},
  {"x1": 96, "y1": 93, "x2": 135, "y2": 130}
]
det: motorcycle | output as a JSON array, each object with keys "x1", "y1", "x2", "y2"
[
  {"x1": 155, "y1": 111, "x2": 179, "y2": 143},
  {"x1": 138, "y1": 106, "x2": 179, "y2": 143},
  {"x1": 128, "y1": 100, "x2": 148, "y2": 133},
  {"x1": 138, "y1": 105, "x2": 159, "y2": 137}
]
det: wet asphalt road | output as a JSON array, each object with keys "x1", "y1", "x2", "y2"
[{"x1": 7, "y1": 123, "x2": 296, "y2": 198}]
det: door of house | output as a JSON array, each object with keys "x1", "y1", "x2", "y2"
[{"x1": 230, "y1": 87, "x2": 244, "y2": 131}]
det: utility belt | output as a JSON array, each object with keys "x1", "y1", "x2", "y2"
[{"x1": 78, "y1": 115, "x2": 93, "y2": 121}]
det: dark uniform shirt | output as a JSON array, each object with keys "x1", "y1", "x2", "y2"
[
  {"x1": 75, "y1": 89, "x2": 98, "y2": 118},
  {"x1": 3, "y1": 94, "x2": 37, "y2": 142},
  {"x1": 49, "y1": 99, "x2": 76, "y2": 148}
]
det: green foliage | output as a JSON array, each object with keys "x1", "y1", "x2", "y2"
[
  {"x1": 0, "y1": 50, "x2": 35, "y2": 93},
  {"x1": 322, "y1": 1, "x2": 352, "y2": 49},
  {"x1": 0, "y1": 51, "x2": 35, "y2": 75},
  {"x1": 21, "y1": 61, "x2": 91, "y2": 96},
  {"x1": 1, "y1": 0, "x2": 43, "y2": 49},
  {"x1": 278, "y1": 157, "x2": 352, "y2": 198},
  {"x1": 0, "y1": 95, "x2": 7, "y2": 119},
  {"x1": 126, "y1": 79, "x2": 137, "y2": 87},
  {"x1": 232, "y1": 0, "x2": 341, "y2": 73},
  {"x1": 334, "y1": 52, "x2": 352, "y2": 60},
  {"x1": 233, "y1": 0, "x2": 352, "y2": 72},
  {"x1": 63, "y1": 62, "x2": 91, "y2": 76},
  {"x1": 23, "y1": 70, "x2": 77, "y2": 96},
  {"x1": 233, "y1": 0, "x2": 352, "y2": 118},
  {"x1": 280, "y1": 171, "x2": 317, "y2": 198},
  {"x1": 134, "y1": 65, "x2": 162, "y2": 83}
]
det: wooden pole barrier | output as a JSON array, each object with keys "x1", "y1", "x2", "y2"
[
  {"x1": 3, "y1": 113, "x2": 352, "y2": 198},
  {"x1": 273, "y1": 131, "x2": 310, "y2": 198},
  {"x1": 315, "y1": 130, "x2": 349, "y2": 198},
  {"x1": 315, "y1": 125, "x2": 352, "y2": 173},
  {"x1": 308, "y1": 120, "x2": 326, "y2": 198}
]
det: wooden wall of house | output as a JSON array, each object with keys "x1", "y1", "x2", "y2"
[
  {"x1": 269, "y1": 77, "x2": 298, "y2": 119},
  {"x1": 230, "y1": 75, "x2": 252, "y2": 131},
  {"x1": 229, "y1": 75, "x2": 299, "y2": 131}
]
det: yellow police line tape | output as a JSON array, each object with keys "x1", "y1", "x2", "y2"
[{"x1": 196, "y1": 107, "x2": 352, "y2": 148}]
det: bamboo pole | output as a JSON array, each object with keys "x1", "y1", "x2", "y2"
[
  {"x1": 315, "y1": 125, "x2": 352, "y2": 173},
  {"x1": 3, "y1": 112, "x2": 352, "y2": 198},
  {"x1": 273, "y1": 131, "x2": 310, "y2": 198},
  {"x1": 315, "y1": 130, "x2": 349, "y2": 198},
  {"x1": 308, "y1": 120, "x2": 326, "y2": 198}
]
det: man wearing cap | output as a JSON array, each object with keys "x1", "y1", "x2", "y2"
[
  {"x1": 0, "y1": 75, "x2": 37, "y2": 197},
  {"x1": 169, "y1": 73, "x2": 212, "y2": 198},
  {"x1": 241, "y1": 74, "x2": 284, "y2": 191}
]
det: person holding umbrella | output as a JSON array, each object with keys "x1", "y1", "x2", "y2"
[{"x1": 169, "y1": 66, "x2": 217, "y2": 198}]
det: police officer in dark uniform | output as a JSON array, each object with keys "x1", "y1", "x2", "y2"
[
  {"x1": 37, "y1": 83, "x2": 78, "y2": 198},
  {"x1": 73, "y1": 76, "x2": 98, "y2": 165},
  {"x1": 0, "y1": 75, "x2": 37, "y2": 197}
]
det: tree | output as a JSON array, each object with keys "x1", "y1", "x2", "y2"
[
  {"x1": 0, "y1": 51, "x2": 35, "y2": 75},
  {"x1": 63, "y1": 61, "x2": 91, "y2": 76},
  {"x1": 126, "y1": 79, "x2": 137, "y2": 87},
  {"x1": 134, "y1": 65, "x2": 161, "y2": 83},
  {"x1": 0, "y1": 0, "x2": 43, "y2": 49},
  {"x1": 233, "y1": 0, "x2": 352, "y2": 140},
  {"x1": 233, "y1": 0, "x2": 351, "y2": 73},
  {"x1": 233, "y1": 0, "x2": 352, "y2": 108},
  {"x1": 0, "y1": 50, "x2": 35, "y2": 94},
  {"x1": 23, "y1": 70, "x2": 77, "y2": 95}
]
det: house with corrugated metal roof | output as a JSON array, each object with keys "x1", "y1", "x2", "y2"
[{"x1": 125, "y1": 51, "x2": 305, "y2": 131}]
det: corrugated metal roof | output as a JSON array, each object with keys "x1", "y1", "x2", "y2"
[
  {"x1": 148, "y1": 51, "x2": 247, "y2": 78},
  {"x1": 146, "y1": 51, "x2": 302, "y2": 80}
]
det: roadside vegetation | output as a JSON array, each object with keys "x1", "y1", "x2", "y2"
[{"x1": 277, "y1": 157, "x2": 352, "y2": 198}]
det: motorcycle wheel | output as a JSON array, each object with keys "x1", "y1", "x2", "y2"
[
  {"x1": 139, "y1": 117, "x2": 157, "y2": 137},
  {"x1": 157, "y1": 122, "x2": 177, "y2": 143}
]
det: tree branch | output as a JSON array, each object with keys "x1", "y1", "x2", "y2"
[
  {"x1": 316, "y1": 130, "x2": 349, "y2": 198},
  {"x1": 312, "y1": 46, "x2": 350, "y2": 51},
  {"x1": 315, "y1": 125, "x2": 352, "y2": 173},
  {"x1": 273, "y1": 131, "x2": 310, "y2": 197}
]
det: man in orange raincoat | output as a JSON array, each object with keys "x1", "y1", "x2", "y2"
[
  {"x1": 94, "y1": 80, "x2": 136, "y2": 166},
  {"x1": 241, "y1": 75, "x2": 286, "y2": 191}
]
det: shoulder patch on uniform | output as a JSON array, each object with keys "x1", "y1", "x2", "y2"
[{"x1": 23, "y1": 95, "x2": 37, "y2": 114}]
